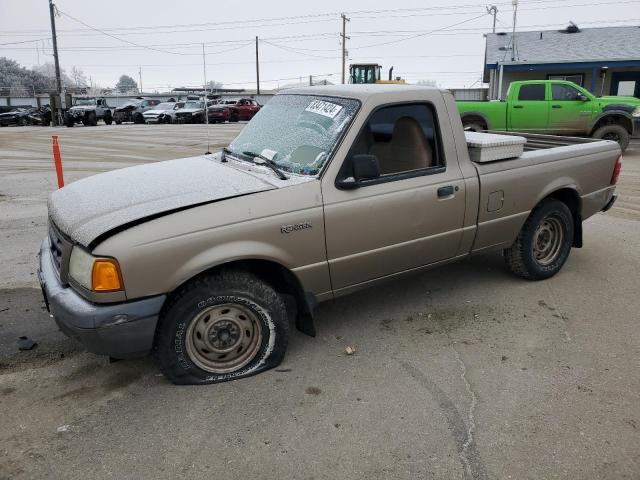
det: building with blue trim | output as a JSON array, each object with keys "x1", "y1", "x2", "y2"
[{"x1": 485, "y1": 24, "x2": 640, "y2": 100}]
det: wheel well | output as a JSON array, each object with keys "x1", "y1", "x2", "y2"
[
  {"x1": 591, "y1": 114, "x2": 633, "y2": 135},
  {"x1": 544, "y1": 188, "x2": 583, "y2": 248},
  {"x1": 461, "y1": 114, "x2": 488, "y2": 130},
  {"x1": 182, "y1": 259, "x2": 314, "y2": 332}
]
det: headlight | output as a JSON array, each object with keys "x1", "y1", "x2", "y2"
[
  {"x1": 632, "y1": 107, "x2": 640, "y2": 118},
  {"x1": 69, "y1": 247, "x2": 123, "y2": 292}
]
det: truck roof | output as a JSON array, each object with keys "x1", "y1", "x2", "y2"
[{"x1": 280, "y1": 84, "x2": 439, "y2": 101}]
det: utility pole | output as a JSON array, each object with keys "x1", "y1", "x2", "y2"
[
  {"x1": 48, "y1": 0, "x2": 63, "y2": 126},
  {"x1": 511, "y1": 0, "x2": 518, "y2": 61},
  {"x1": 486, "y1": 5, "x2": 498, "y2": 33},
  {"x1": 255, "y1": 36, "x2": 260, "y2": 95},
  {"x1": 309, "y1": 75, "x2": 313, "y2": 86},
  {"x1": 202, "y1": 43, "x2": 211, "y2": 154},
  {"x1": 341, "y1": 13, "x2": 350, "y2": 84},
  {"x1": 138, "y1": 67, "x2": 143, "y2": 94}
]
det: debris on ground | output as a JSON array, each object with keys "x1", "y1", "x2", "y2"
[
  {"x1": 345, "y1": 345, "x2": 356, "y2": 355},
  {"x1": 17, "y1": 336, "x2": 37, "y2": 351},
  {"x1": 56, "y1": 425, "x2": 70, "y2": 433}
]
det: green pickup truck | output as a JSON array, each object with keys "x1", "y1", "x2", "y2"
[{"x1": 458, "y1": 80, "x2": 640, "y2": 151}]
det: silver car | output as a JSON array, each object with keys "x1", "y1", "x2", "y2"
[{"x1": 143, "y1": 102, "x2": 185, "y2": 124}]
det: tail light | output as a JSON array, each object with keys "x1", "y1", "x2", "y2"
[{"x1": 611, "y1": 155, "x2": 622, "y2": 185}]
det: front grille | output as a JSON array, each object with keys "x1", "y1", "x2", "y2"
[
  {"x1": 48, "y1": 221, "x2": 73, "y2": 282},
  {"x1": 49, "y1": 226, "x2": 63, "y2": 272}
]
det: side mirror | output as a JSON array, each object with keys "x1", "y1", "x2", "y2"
[
  {"x1": 337, "y1": 154, "x2": 380, "y2": 189},
  {"x1": 577, "y1": 94, "x2": 588, "y2": 101}
]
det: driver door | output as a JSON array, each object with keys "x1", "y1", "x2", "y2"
[
  {"x1": 548, "y1": 84, "x2": 592, "y2": 134},
  {"x1": 321, "y1": 100, "x2": 466, "y2": 290}
]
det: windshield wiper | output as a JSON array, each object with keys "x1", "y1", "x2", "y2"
[
  {"x1": 242, "y1": 150, "x2": 288, "y2": 180},
  {"x1": 221, "y1": 147, "x2": 233, "y2": 162}
]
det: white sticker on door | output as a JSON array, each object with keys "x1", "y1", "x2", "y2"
[{"x1": 304, "y1": 100, "x2": 343, "y2": 119}]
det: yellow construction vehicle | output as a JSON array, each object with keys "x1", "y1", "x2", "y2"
[{"x1": 348, "y1": 63, "x2": 406, "y2": 84}]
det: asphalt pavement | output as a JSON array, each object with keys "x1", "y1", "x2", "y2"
[{"x1": 0, "y1": 125, "x2": 638, "y2": 479}]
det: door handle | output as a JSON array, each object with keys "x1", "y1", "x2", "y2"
[
  {"x1": 552, "y1": 105, "x2": 562, "y2": 109},
  {"x1": 438, "y1": 186, "x2": 455, "y2": 198},
  {"x1": 513, "y1": 105, "x2": 524, "y2": 109}
]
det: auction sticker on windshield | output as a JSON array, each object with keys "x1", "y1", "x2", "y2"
[{"x1": 305, "y1": 100, "x2": 343, "y2": 119}]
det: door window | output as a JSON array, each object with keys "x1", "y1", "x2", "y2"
[
  {"x1": 551, "y1": 84, "x2": 582, "y2": 101},
  {"x1": 518, "y1": 84, "x2": 546, "y2": 101},
  {"x1": 348, "y1": 103, "x2": 444, "y2": 177}
]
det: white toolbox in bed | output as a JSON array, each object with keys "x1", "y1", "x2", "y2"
[{"x1": 465, "y1": 131, "x2": 527, "y2": 163}]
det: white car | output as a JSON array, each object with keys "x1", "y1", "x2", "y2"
[{"x1": 143, "y1": 102, "x2": 185, "y2": 124}]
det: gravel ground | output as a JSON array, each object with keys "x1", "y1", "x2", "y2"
[{"x1": 0, "y1": 124, "x2": 638, "y2": 480}]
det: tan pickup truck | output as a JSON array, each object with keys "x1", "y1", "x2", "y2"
[{"x1": 39, "y1": 85, "x2": 621, "y2": 384}]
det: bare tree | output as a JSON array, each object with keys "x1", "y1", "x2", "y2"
[{"x1": 71, "y1": 66, "x2": 88, "y2": 87}]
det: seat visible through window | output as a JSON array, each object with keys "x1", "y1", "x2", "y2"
[{"x1": 370, "y1": 116, "x2": 433, "y2": 174}]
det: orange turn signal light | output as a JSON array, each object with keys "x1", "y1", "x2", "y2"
[{"x1": 91, "y1": 259, "x2": 123, "y2": 292}]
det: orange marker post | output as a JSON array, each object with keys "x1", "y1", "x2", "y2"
[{"x1": 51, "y1": 135, "x2": 64, "y2": 188}]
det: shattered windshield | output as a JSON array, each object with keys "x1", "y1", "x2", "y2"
[{"x1": 227, "y1": 94, "x2": 359, "y2": 175}]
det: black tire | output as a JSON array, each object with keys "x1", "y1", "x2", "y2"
[
  {"x1": 115, "y1": 120, "x2": 122, "y2": 125},
  {"x1": 230, "y1": 113, "x2": 239, "y2": 123},
  {"x1": 134, "y1": 113, "x2": 144, "y2": 124},
  {"x1": 65, "y1": 114, "x2": 74, "y2": 128},
  {"x1": 89, "y1": 111, "x2": 97, "y2": 126},
  {"x1": 154, "y1": 270, "x2": 289, "y2": 385},
  {"x1": 504, "y1": 199, "x2": 574, "y2": 280},
  {"x1": 592, "y1": 124, "x2": 630, "y2": 152},
  {"x1": 462, "y1": 121, "x2": 485, "y2": 132},
  {"x1": 104, "y1": 111, "x2": 112, "y2": 125},
  {"x1": 18, "y1": 117, "x2": 28, "y2": 127}
]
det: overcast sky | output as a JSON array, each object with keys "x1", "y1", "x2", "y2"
[{"x1": 1, "y1": 0, "x2": 639, "y2": 91}]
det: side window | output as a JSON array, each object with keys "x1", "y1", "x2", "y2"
[
  {"x1": 552, "y1": 84, "x2": 581, "y2": 101},
  {"x1": 348, "y1": 103, "x2": 444, "y2": 177},
  {"x1": 518, "y1": 84, "x2": 546, "y2": 101}
]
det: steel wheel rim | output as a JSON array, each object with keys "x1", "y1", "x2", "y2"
[
  {"x1": 185, "y1": 303, "x2": 262, "y2": 374},
  {"x1": 533, "y1": 216, "x2": 564, "y2": 265}
]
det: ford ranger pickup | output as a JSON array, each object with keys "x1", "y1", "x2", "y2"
[{"x1": 39, "y1": 84, "x2": 621, "y2": 385}]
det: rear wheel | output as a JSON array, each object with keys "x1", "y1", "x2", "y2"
[
  {"x1": 504, "y1": 199, "x2": 574, "y2": 280},
  {"x1": 592, "y1": 124, "x2": 629, "y2": 152},
  {"x1": 154, "y1": 270, "x2": 289, "y2": 385},
  {"x1": 104, "y1": 111, "x2": 113, "y2": 125},
  {"x1": 134, "y1": 113, "x2": 145, "y2": 124},
  {"x1": 462, "y1": 117, "x2": 486, "y2": 132},
  {"x1": 18, "y1": 117, "x2": 28, "y2": 126},
  {"x1": 230, "y1": 113, "x2": 239, "y2": 123}
]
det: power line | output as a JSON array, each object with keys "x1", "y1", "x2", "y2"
[{"x1": 350, "y1": 13, "x2": 488, "y2": 50}]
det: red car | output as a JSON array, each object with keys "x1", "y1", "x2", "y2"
[{"x1": 208, "y1": 98, "x2": 261, "y2": 123}]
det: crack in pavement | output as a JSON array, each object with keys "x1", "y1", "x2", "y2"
[
  {"x1": 451, "y1": 342, "x2": 478, "y2": 479},
  {"x1": 399, "y1": 359, "x2": 488, "y2": 480}
]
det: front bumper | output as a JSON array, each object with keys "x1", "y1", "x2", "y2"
[
  {"x1": 114, "y1": 111, "x2": 134, "y2": 122},
  {"x1": 38, "y1": 239, "x2": 166, "y2": 359}
]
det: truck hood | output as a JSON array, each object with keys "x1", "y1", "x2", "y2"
[
  {"x1": 597, "y1": 96, "x2": 640, "y2": 107},
  {"x1": 176, "y1": 108, "x2": 202, "y2": 114},
  {"x1": 48, "y1": 155, "x2": 281, "y2": 247},
  {"x1": 69, "y1": 105, "x2": 95, "y2": 112}
]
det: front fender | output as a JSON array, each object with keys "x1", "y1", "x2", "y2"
[{"x1": 173, "y1": 240, "x2": 299, "y2": 291}]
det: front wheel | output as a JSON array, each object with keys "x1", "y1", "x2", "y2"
[
  {"x1": 504, "y1": 199, "x2": 574, "y2": 280},
  {"x1": 154, "y1": 270, "x2": 289, "y2": 385},
  {"x1": 592, "y1": 124, "x2": 630, "y2": 152},
  {"x1": 104, "y1": 112, "x2": 113, "y2": 125}
]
